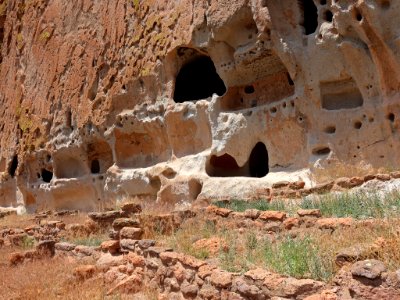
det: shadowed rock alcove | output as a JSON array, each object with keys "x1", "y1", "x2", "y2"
[
  {"x1": 206, "y1": 142, "x2": 269, "y2": 178},
  {"x1": 174, "y1": 55, "x2": 226, "y2": 102}
]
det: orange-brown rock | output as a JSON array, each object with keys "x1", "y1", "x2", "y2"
[
  {"x1": 283, "y1": 217, "x2": 300, "y2": 230},
  {"x1": 193, "y1": 237, "x2": 228, "y2": 256},
  {"x1": 119, "y1": 227, "x2": 143, "y2": 240},
  {"x1": 207, "y1": 206, "x2": 232, "y2": 218},
  {"x1": 316, "y1": 218, "x2": 353, "y2": 230},
  {"x1": 258, "y1": 211, "x2": 286, "y2": 222},
  {"x1": 297, "y1": 209, "x2": 322, "y2": 218},
  {"x1": 210, "y1": 269, "x2": 232, "y2": 288},
  {"x1": 101, "y1": 240, "x2": 120, "y2": 254},
  {"x1": 125, "y1": 252, "x2": 145, "y2": 267},
  {"x1": 335, "y1": 177, "x2": 365, "y2": 189}
]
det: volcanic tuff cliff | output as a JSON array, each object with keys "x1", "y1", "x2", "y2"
[{"x1": 0, "y1": 0, "x2": 399, "y2": 211}]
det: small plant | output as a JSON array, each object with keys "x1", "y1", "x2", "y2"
[
  {"x1": 192, "y1": 248, "x2": 210, "y2": 260},
  {"x1": 40, "y1": 31, "x2": 51, "y2": 41},
  {"x1": 0, "y1": 0, "x2": 7, "y2": 17},
  {"x1": 132, "y1": 0, "x2": 139, "y2": 10},
  {"x1": 17, "y1": 33, "x2": 23, "y2": 50},
  {"x1": 245, "y1": 231, "x2": 258, "y2": 251},
  {"x1": 22, "y1": 236, "x2": 35, "y2": 250}
]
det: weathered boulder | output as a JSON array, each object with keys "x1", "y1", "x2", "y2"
[
  {"x1": 119, "y1": 227, "x2": 143, "y2": 240},
  {"x1": 351, "y1": 259, "x2": 387, "y2": 280}
]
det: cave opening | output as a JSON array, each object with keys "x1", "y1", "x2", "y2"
[
  {"x1": 41, "y1": 169, "x2": 53, "y2": 183},
  {"x1": 9, "y1": 155, "x2": 18, "y2": 178},
  {"x1": 211, "y1": 154, "x2": 240, "y2": 171},
  {"x1": 249, "y1": 142, "x2": 269, "y2": 177},
  {"x1": 91, "y1": 159, "x2": 100, "y2": 174},
  {"x1": 299, "y1": 0, "x2": 318, "y2": 35},
  {"x1": 206, "y1": 142, "x2": 269, "y2": 178},
  {"x1": 174, "y1": 55, "x2": 226, "y2": 102}
]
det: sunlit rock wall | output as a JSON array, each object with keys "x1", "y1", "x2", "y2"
[{"x1": 0, "y1": 0, "x2": 399, "y2": 211}]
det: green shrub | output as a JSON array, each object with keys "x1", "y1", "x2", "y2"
[{"x1": 22, "y1": 236, "x2": 35, "y2": 250}]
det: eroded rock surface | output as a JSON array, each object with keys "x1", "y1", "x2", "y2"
[{"x1": 1, "y1": 0, "x2": 400, "y2": 211}]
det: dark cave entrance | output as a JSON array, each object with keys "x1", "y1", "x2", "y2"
[
  {"x1": 249, "y1": 142, "x2": 269, "y2": 178},
  {"x1": 206, "y1": 142, "x2": 269, "y2": 178},
  {"x1": 300, "y1": 0, "x2": 318, "y2": 35},
  {"x1": 41, "y1": 169, "x2": 53, "y2": 183},
  {"x1": 174, "y1": 56, "x2": 226, "y2": 102},
  {"x1": 90, "y1": 159, "x2": 100, "y2": 174},
  {"x1": 9, "y1": 155, "x2": 18, "y2": 178}
]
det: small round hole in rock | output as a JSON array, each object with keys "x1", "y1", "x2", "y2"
[
  {"x1": 387, "y1": 113, "x2": 395, "y2": 122},
  {"x1": 9, "y1": 155, "x2": 18, "y2": 178},
  {"x1": 312, "y1": 147, "x2": 331, "y2": 156},
  {"x1": 41, "y1": 169, "x2": 53, "y2": 183},
  {"x1": 324, "y1": 126, "x2": 336, "y2": 134},
  {"x1": 324, "y1": 10, "x2": 333, "y2": 22},
  {"x1": 354, "y1": 121, "x2": 362, "y2": 129},
  {"x1": 354, "y1": 10, "x2": 363, "y2": 21},
  {"x1": 270, "y1": 107, "x2": 277, "y2": 114},
  {"x1": 91, "y1": 159, "x2": 100, "y2": 174},
  {"x1": 244, "y1": 85, "x2": 255, "y2": 94}
]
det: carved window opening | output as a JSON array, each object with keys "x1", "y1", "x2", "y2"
[
  {"x1": 206, "y1": 142, "x2": 269, "y2": 178},
  {"x1": 299, "y1": 0, "x2": 318, "y2": 35},
  {"x1": 249, "y1": 142, "x2": 269, "y2": 178},
  {"x1": 9, "y1": 155, "x2": 18, "y2": 177},
  {"x1": 174, "y1": 55, "x2": 226, "y2": 102},
  {"x1": 41, "y1": 169, "x2": 53, "y2": 183},
  {"x1": 90, "y1": 159, "x2": 100, "y2": 174}
]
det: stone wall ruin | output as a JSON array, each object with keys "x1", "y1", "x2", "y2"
[{"x1": 0, "y1": 0, "x2": 400, "y2": 211}]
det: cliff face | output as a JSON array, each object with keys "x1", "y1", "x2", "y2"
[{"x1": 0, "y1": 0, "x2": 400, "y2": 211}]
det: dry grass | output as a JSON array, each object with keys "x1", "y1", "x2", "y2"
[
  {"x1": 0, "y1": 231, "x2": 156, "y2": 300},
  {"x1": 156, "y1": 216, "x2": 218, "y2": 259},
  {"x1": 0, "y1": 256, "x2": 104, "y2": 300},
  {"x1": 158, "y1": 213, "x2": 400, "y2": 282},
  {"x1": 0, "y1": 214, "x2": 35, "y2": 229},
  {"x1": 0, "y1": 212, "x2": 89, "y2": 230},
  {"x1": 315, "y1": 219, "x2": 400, "y2": 271}
]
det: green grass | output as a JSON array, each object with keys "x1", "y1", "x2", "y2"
[
  {"x1": 263, "y1": 235, "x2": 333, "y2": 281},
  {"x1": 300, "y1": 191, "x2": 400, "y2": 219},
  {"x1": 67, "y1": 236, "x2": 105, "y2": 247},
  {"x1": 215, "y1": 190, "x2": 400, "y2": 219},
  {"x1": 215, "y1": 199, "x2": 286, "y2": 212}
]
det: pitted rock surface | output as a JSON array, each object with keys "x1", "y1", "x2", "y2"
[{"x1": 0, "y1": 1, "x2": 399, "y2": 210}]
